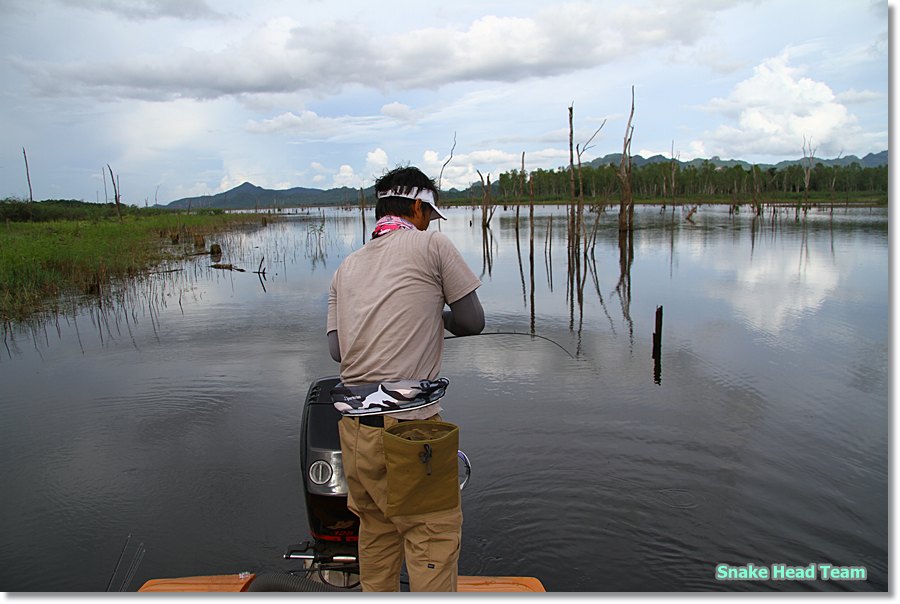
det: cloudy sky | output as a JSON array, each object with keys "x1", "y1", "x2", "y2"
[{"x1": 0, "y1": 0, "x2": 889, "y2": 204}]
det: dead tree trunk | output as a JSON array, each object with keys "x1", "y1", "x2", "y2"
[
  {"x1": 617, "y1": 86, "x2": 636, "y2": 232},
  {"x1": 568, "y1": 104, "x2": 577, "y2": 206},
  {"x1": 802, "y1": 136, "x2": 816, "y2": 206},
  {"x1": 107, "y1": 164, "x2": 123, "y2": 221},
  {"x1": 669, "y1": 141, "x2": 678, "y2": 208},
  {"x1": 22, "y1": 147, "x2": 34, "y2": 205},
  {"x1": 520, "y1": 152, "x2": 527, "y2": 202},
  {"x1": 476, "y1": 170, "x2": 495, "y2": 228},
  {"x1": 22, "y1": 147, "x2": 34, "y2": 220},
  {"x1": 567, "y1": 105, "x2": 578, "y2": 312},
  {"x1": 359, "y1": 187, "x2": 367, "y2": 243},
  {"x1": 438, "y1": 131, "x2": 457, "y2": 192}
]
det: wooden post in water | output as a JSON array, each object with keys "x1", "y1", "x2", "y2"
[{"x1": 652, "y1": 305, "x2": 663, "y2": 384}]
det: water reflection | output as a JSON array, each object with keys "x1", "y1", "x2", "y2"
[
  {"x1": 4, "y1": 203, "x2": 886, "y2": 377},
  {"x1": 0, "y1": 202, "x2": 888, "y2": 592}
]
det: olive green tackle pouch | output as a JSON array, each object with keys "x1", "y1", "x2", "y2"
[{"x1": 383, "y1": 420, "x2": 460, "y2": 517}]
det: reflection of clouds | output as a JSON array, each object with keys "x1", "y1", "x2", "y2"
[{"x1": 703, "y1": 245, "x2": 838, "y2": 335}]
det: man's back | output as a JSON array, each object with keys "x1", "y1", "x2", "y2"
[{"x1": 328, "y1": 228, "x2": 480, "y2": 386}]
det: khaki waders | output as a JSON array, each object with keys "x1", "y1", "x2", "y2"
[{"x1": 338, "y1": 414, "x2": 462, "y2": 592}]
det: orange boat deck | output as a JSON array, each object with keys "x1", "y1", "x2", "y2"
[{"x1": 138, "y1": 573, "x2": 545, "y2": 593}]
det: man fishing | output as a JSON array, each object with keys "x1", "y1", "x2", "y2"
[{"x1": 326, "y1": 165, "x2": 484, "y2": 591}]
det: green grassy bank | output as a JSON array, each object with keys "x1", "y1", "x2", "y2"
[{"x1": 1, "y1": 210, "x2": 270, "y2": 323}]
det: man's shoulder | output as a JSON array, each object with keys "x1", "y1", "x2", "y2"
[
  {"x1": 392, "y1": 228, "x2": 451, "y2": 249},
  {"x1": 416, "y1": 229, "x2": 455, "y2": 248}
]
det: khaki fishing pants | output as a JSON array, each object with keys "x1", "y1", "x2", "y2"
[{"x1": 339, "y1": 414, "x2": 462, "y2": 592}]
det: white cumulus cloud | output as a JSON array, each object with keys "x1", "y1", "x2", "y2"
[
  {"x1": 14, "y1": 1, "x2": 743, "y2": 101},
  {"x1": 697, "y1": 52, "x2": 867, "y2": 159}
]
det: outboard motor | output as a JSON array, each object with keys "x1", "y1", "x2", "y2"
[
  {"x1": 285, "y1": 376, "x2": 471, "y2": 588},
  {"x1": 299, "y1": 376, "x2": 359, "y2": 548},
  {"x1": 284, "y1": 377, "x2": 360, "y2": 585}
]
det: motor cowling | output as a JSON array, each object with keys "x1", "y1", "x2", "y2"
[{"x1": 300, "y1": 377, "x2": 360, "y2": 552}]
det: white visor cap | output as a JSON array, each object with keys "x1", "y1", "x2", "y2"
[{"x1": 376, "y1": 187, "x2": 447, "y2": 220}]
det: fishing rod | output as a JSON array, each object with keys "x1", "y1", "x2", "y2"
[
  {"x1": 444, "y1": 331, "x2": 576, "y2": 360},
  {"x1": 106, "y1": 533, "x2": 131, "y2": 592}
]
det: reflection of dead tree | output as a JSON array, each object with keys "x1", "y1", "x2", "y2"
[
  {"x1": 528, "y1": 163, "x2": 536, "y2": 335},
  {"x1": 515, "y1": 211, "x2": 526, "y2": 306},
  {"x1": 587, "y1": 252, "x2": 616, "y2": 334},
  {"x1": 750, "y1": 211, "x2": 759, "y2": 259},
  {"x1": 480, "y1": 224, "x2": 494, "y2": 279},
  {"x1": 545, "y1": 215, "x2": 554, "y2": 292},
  {"x1": 515, "y1": 153, "x2": 528, "y2": 307},
  {"x1": 614, "y1": 228, "x2": 634, "y2": 346}
]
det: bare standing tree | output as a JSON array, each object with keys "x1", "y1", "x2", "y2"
[
  {"x1": 616, "y1": 86, "x2": 636, "y2": 233},
  {"x1": 520, "y1": 151, "x2": 527, "y2": 201},
  {"x1": 437, "y1": 132, "x2": 457, "y2": 192},
  {"x1": 576, "y1": 118, "x2": 606, "y2": 256},
  {"x1": 568, "y1": 104, "x2": 577, "y2": 204},
  {"x1": 476, "y1": 169, "x2": 495, "y2": 228},
  {"x1": 107, "y1": 164, "x2": 123, "y2": 221},
  {"x1": 577, "y1": 118, "x2": 607, "y2": 204},
  {"x1": 359, "y1": 187, "x2": 367, "y2": 243},
  {"x1": 22, "y1": 147, "x2": 34, "y2": 205},
  {"x1": 567, "y1": 104, "x2": 578, "y2": 303},
  {"x1": 802, "y1": 136, "x2": 817, "y2": 206},
  {"x1": 22, "y1": 147, "x2": 34, "y2": 221},
  {"x1": 830, "y1": 150, "x2": 843, "y2": 207},
  {"x1": 669, "y1": 140, "x2": 679, "y2": 208}
]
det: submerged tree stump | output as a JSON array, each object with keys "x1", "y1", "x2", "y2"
[{"x1": 210, "y1": 263, "x2": 245, "y2": 272}]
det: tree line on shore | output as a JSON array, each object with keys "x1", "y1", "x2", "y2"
[
  {"x1": 0, "y1": 198, "x2": 225, "y2": 223},
  {"x1": 492, "y1": 158, "x2": 888, "y2": 203}
]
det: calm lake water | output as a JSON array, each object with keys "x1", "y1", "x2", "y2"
[{"x1": 0, "y1": 204, "x2": 888, "y2": 592}]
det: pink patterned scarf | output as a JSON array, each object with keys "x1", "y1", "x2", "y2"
[{"x1": 372, "y1": 215, "x2": 416, "y2": 239}]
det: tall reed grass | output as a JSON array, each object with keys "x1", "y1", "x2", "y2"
[{"x1": 1, "y1": 212, "x2": 269, "y2": 322}]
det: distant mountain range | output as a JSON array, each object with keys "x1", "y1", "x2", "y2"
[
  {"x1": 586, "y1": 150, "x2": 888, "y2": 171},
  {"x1": 162, "y1": 182, "x2": 364, "y2": 211},
  {"x1": 163, "y1": 150, "x2": 888, "y2": 210}
]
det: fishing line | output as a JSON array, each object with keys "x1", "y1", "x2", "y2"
[{"x1": 444, "y1": 331, "x2": 576, "y2": 360}]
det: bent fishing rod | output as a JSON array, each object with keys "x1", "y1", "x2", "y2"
[{"x1": 444, "y1": 331, "x2": 576, "y2": 360}]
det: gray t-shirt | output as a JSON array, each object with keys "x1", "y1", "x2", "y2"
[{"x1": 327, "y1": 228, "x2": 480, "y2": 416}]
